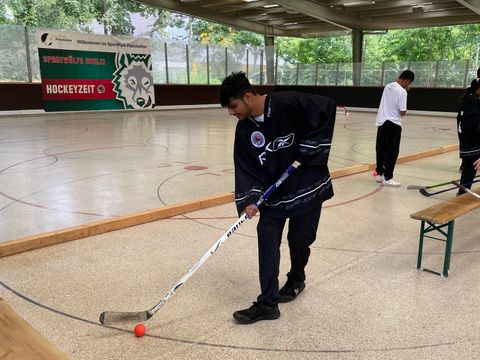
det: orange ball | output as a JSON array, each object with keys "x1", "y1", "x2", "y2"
[{"x1": 134, "y1": 324, "x2": 146, "y2": 337}]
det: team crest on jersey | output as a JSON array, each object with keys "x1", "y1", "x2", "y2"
[{"x1": 251, "y1": 131, "x2": 265, "y2": 148}]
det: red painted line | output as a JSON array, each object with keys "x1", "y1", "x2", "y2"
[
  {"x1": 166, "y1": 186, "x2": 383, "y2": 220},
  {"x1": 0, "y1": 191, "x2": 114, "y2": 217},
  {"x1": 184, "y1": 165, "x2": 208, "y2": 170},
  {"x1": 324, "y1": 185, "x2": 382, "y2": 208},
  {"x1": 196, "y1": 172, "x2": 221, "y2": 177},
  {"x1": 0, "y1": 156, "x2": 51, "y2": 174}
]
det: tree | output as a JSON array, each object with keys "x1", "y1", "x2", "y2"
[
  {"x1": 275, "y1": 36, "x2": 351, "y2": 64},
  {"x1": 0, "y1": 0, "x2": 172, "y2": 36}
]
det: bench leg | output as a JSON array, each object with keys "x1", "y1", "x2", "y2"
[
  {"x1": 442, "y1": 220, "x2": 455, "y2": 277},
  {"x1": 417, "y1": 220, "x2": 425, "y2": 270}
]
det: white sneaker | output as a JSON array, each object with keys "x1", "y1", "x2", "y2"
[
  {"x1": 382, "y1": 178, "x2": 401, "y2": 187},
  {"x1": 375, "y1": 175, "x2": 383, "y2": 183}
]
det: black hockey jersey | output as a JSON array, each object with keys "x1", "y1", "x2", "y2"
[
  {"x1": 457, "y1": 94, "x2": 480, "y2": 159},
  {"x1": 233, "y1": 91, "x2": 336, "y2": 218}
]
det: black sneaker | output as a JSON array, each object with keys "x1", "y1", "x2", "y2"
[
  {"x1": 233, "y1": 302, "x2": 280, "y2": 324},
  {"x1": 278, "y1": 278, "x2": 305, "y2": 303}
]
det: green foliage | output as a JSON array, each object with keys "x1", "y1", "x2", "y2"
[
  {"x1": 1, "y1": 0, "x2": 480, "y2": 68},
  {"x1": 365, "y1": 25, "x2": 480, "y2": 63},
  {"x1": 190, "y1": 19, "x2": 263, "y2": 46},
  {"x1": 1, "y1": 0, "x2": 171, "y2": 35},
  {"x1": 276, "y1": 36, "x2": 351, "y2": 64}
]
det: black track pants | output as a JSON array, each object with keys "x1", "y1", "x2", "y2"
[
  {"x1": 375, "y1": 120, "x2": 402, "y2": 181},
  {"x1": 458, "y1": 157, "x2": 478, "y2": 195},
  {"x1": 256, "y1": 206, "x2": 322, "y2": 307}
]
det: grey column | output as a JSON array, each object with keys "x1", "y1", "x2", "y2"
[
  {"x1": 264, "y1": 35, "x2": 275, "y2": 84},
  {"x1": 352, "y1": 29, "x2": 363, "y2": 86}
]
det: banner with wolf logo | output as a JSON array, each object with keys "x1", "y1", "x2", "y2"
[{"x1": 37, "y1": 30, "x2": 155, "y2": 112}]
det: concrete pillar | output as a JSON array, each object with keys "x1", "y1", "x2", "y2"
[
  {"x1": 264, "y1": 35, "x2": 275, "y2": 84},
  {"x1": 352, "y1": 29, "x2": 363, "y2": 86}
]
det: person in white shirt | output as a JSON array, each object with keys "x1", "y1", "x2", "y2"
[{"x1": 374, "y1": 70, "x2": 415, "y2": 187}]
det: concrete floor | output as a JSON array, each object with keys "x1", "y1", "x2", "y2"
[
  {"x1": 2, "y1": 108, "x2": 480, "y2": 360},
  {"x1": 0, "y1": 107, "x2": 458, "y2": 242}
]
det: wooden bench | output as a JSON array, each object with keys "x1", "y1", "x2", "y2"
[
  {"x1": 411, "y1": 187, "x2": 480, "y2": 277},
  {"x1": 0, "y1": 298, "x2": 69, "y2": 359}
]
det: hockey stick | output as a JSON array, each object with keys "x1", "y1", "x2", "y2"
[
  {"x1": 99, "y1": 160, "x2": 301, "y2": 326},
  {"x1": 452, "y1": 181, "x2": 480, "y2": 199},
  {"x1": 419, "y1": 179, "x2": 480, "y2": 197},
  {"x1": 407, "y1": 175, "x2": 480, "y2": 190}
]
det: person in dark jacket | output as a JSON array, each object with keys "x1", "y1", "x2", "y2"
[
  {"x1": 457, "y1": 78, "x2": 480, "y2": 194},
  {"x1": 219, "y1": 72, "x2": 336, "y2": 324}
]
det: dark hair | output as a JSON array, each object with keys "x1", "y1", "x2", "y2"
[
  {"x1": 462, "y1": 78, "x2": 480, "y2": 101},
  {"x1": 399, "y1": 70, "x2": 415, "y2": 82},
  {"x1": 477, "y1": 67, "x2": 480, "y2": 78},
  {"x1": 219, "y1": 72, "x2": 257, "y2": 107}
]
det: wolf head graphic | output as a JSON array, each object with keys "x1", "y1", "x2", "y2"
[{"x1": 113, "y1": 54, "x2": 155, "y2": 109}]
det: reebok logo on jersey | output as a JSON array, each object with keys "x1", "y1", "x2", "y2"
[
  {"x1": 267, "y1": 133, "x2": 295, "y2": 152},
  {"x1": 258, "y1": 133, "x2": 295, "y2": 165}
]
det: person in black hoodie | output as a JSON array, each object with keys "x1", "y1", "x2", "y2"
[
  {"x1": 219, "y1": 72, "x2": 336, "y2": 324},
  {"x1": 457, "y1": 78, "x2": 480, "y2": 194}
]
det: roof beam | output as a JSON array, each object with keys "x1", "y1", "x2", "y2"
[
  {"x1": 359, "y1": 2, "x2": 463, "y2": 16},
  {"x1": 345, "y1": 0, "x2": 453, "y2": 12},
  {"x1": 221, "y1": 1, "x2": 272, "y2": 13},
  {"x1": 136, "y1": 0, "x2": 288, "y2": 35},
  {"x1": 372, "y1": 7, "x2": 471, "y2": 20},
  {"x1": 455, "y1": 0, "x2": 480, "y2": 14},
  {"x1": 263, "y1": 0, "x2": 358, "y2": 29},
  {"x1": 199, "y1": 0, "x2": 244, "y2": 8}
]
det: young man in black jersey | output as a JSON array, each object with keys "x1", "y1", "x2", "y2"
[{"x1": 219, "y1": 72, "x2": 336, "y2": 324}]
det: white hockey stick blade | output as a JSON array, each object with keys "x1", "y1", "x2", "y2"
[{"x1": 100, "y1": 310, "x2": 150, "y2": 325}]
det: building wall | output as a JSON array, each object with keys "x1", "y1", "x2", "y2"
[{"x1": 0, "y1": 83, "x2": 463, "y2": 112}]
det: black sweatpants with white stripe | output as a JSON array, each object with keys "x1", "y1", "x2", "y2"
[{"x1": 256, "y1": 206, "x2": 322, "y2": 307}]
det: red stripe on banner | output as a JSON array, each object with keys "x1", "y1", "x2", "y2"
[{"x1": 41, "y1": 79, "x2": 116, "y2": 100}]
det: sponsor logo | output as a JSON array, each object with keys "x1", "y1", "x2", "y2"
[
  {"x1": 226, "y1": 218, "x2": 246, "y2": 237},
  {"x1": 258, "y1": 133, "x2": 295, "y2": 165},
  {"x1": 251, "y1": 131, "x2": 265, "y2": 148},
  {"x1": 40, "y1": 33, "x2": 53, "y2": 46},
  {"x1": 267, "y1": 133, "x2": 295, "y2": 152},
  {"x1": 41, "y1": 33, "x2": 72, "y2": 46}
]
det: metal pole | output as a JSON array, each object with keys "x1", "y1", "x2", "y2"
[
  {"x1": 463, "y1": 59, "x2": 470, "y2": 88},
  {"x1": 315, "y1": 63, "x2": 319, "y2": 86},
  {"x1": 433, "y1": 60, "x2": 439, "y2": 87},
  {"x1": 335, "y1": 62, "x2": 339, "y2": 86},
  {"x1": 164, "y1": 42, "x2": 169, "y2": 84},
  {"x1": 206, "y1": 45, "x2": 210, "y2": 85},
  {"x1": 186, "y1": 44, "x2": 190, "y2": 84},
  {"x1": 24, "y1": 27, "x2": 32, "y2": 82},
  {"x1": 225, "y1": 47, "x2": 228, "y2": 77},
  {"x1": 260, "y1": 49, "x2": 264, "y2": 84},
  {"x1": 296, "y1": 63, "x2": 299, "y2": 85},
  {"x1": 380, "y1": 61, "x2": 385, "y2": 86},
  {"x1": 274, "y1": 47, "x2": 279, "y2": 85},
  {"x1": 246, "y1": 49, "x2": 249, "y2": 77}
]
